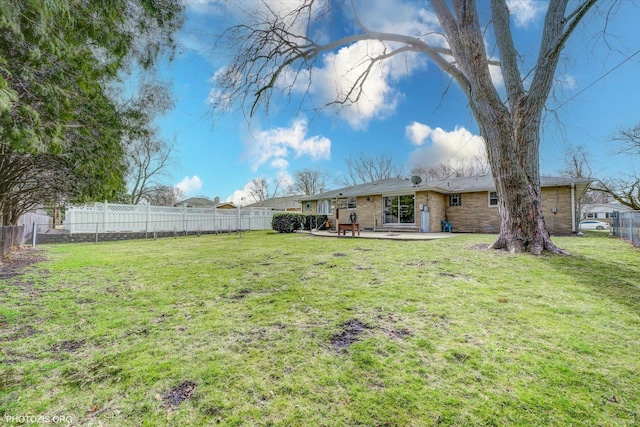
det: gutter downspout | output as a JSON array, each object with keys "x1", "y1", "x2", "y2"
[{"x1": 571, "y1": 183, "x2": 576, "y2": 233}]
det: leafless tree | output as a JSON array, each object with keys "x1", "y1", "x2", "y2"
[
  {"x1": 248, "y1": 177, "x2": 281, "y2": 202},
  {"x1": 615, "y1": 124, "x2": 640, "y2": 155},
  {"x1": 590, "y1": 125, "x2": 640, "y2": 210},
  {"x1": 212, "y1": 0, "x2": 614, "y2": 253},
  {"x1": 559, "y1": 145, "x2": 599, "y2": 224},
  {"x1": 289, "y1": 168, "x2": 330, "y2": 195},
  {"x1": 336, "y1": 153, "x2": 403, "y2": 187},
  {"x1": 411, "y1": 155, "x2": 490, "y2": 181},
  {"x1": 121, "y1": 82, "x2": 178, "y2": 205},
  {"x1": 126, "y1": 136, "x2": 177, "y2": 205},
  {"x1": 144, "y1": 185, "x2": 185, "y2": 206}
]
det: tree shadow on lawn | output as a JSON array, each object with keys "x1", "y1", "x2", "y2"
[{"x1": 542, "y1": 254, "x2": 640, "y2": 312}]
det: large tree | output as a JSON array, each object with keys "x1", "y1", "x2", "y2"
[
  {"x1": 212, "y1": 0, "x2": 609, "y2": 254},
  {"x1": 0, "y1": 0, "x2": 183, "y2": 223}
]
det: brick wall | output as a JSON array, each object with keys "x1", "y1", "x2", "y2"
[
  {"x1": 304, "y1": 185, "x2": 575, "y2": 234},
  {"x1": 541, "y1": 186, "x2": 573, "y2": 235},
  {"x1": 443, "y1": 186, "x2": 574, "y2": 235}
]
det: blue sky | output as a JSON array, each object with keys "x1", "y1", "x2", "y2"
[{"x1": 153, "y1": 0, "x2": 640, "y2": 205}]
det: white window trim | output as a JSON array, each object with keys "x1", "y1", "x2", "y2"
[
  {"x1": 317, "y1": 200, "x2": 333, "y2": 215},
  {"x1": 488, "y1": 191, "x2": 498, "y2": 208},
  {"x1": 347, "y1": 197, "x2": 357, "y2": 210}
]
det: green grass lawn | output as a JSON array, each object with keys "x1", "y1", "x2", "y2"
[{"x1": 1, "y1": 231, "x2": 639, "y2": 426}]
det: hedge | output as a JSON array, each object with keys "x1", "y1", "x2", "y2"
[
  {"x1": 304, "y1": 215, "x2": 328, "y2": 230},
  {"x1": 271, "y1": 213, "x2": 305, "y2": 233},
  {"x1": 271, "y1": 213, "x2": 329, "y2": 233}
]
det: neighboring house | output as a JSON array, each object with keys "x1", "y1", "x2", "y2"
[
  {"x1": 581, "y1": 202, "x2": 632, "y2": 224},
  {"x1": 175, "y1": 197, "x2": 235, "y2": 209},
  {"x1": 245, "y1": 196, "x2": 302, "y2": 212},
  {"x1": 299, "y1": 175, "x2": 592, "y2": 234}
]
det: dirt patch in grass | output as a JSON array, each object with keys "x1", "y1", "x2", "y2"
[
  {"x1": 382, "y1": 327, "x2": 413, "y2": 340},
  {"x1": 330, "y1": 319, "x2": 371, "y2": 351},
  {"x1": 469, "y1": 243, "x2": 491, "y2": 251},
  {"x1": 230, "y1": 289, "x2": 252, "y2": 299},
  {"x1": 405, "y1": 260, "x2": 439, "y2": 267},
  {"x1": 1, "y1": 324, "x2": 40, "y2": 342},
  {"x1": 162, "y1": 381, "x2": 197, "y2": 409},
  {"x1": 51, "y1": 340, "x2": 85, "y2": 353},
  {"x1": 333, "y1": 252, "x2": 347, "y2": 257},
  {"x1": 0, "y1": 247, "x2": 47, "y2": 281}
]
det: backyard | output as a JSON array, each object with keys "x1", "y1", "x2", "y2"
[{"x1": 1, "y1": 231, "x2": 639, "y2": 426}]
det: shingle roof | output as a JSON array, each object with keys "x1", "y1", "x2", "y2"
[
  {"x1": 245, "y1": 196, "x2": 302, "y2": 210},
  {"x1": 298, "y1": 175, "x2": 593, "y2": 200},
  {"x1": 176, "y1": 197, "x2": 216, "y2": 207}
]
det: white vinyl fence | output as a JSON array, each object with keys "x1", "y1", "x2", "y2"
[{"x1": 64, "y1": 202, "x2": 276, "y2": 234}]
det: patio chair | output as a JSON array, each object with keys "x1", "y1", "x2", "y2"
[{"x1": 441, "y1": 220, "x2": 452, "y2": 232}]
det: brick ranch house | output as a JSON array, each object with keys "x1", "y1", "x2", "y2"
[{"x1": 298, "y1": 175, "x2": 593, "y2": 235}]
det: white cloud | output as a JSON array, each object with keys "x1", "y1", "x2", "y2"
[
  {"x1": 283, "y1": 1, "x2": 439, "y2": 130},
  {"x1": 556, "y1": 74, "x2": 577, "y2": 90},
  {"x1": 506, "y1": 0, "x2": 547, "y2": 28},
  {"x1": 225, "y1": 181, "x2": 253, "y2": 206},
  {"x1": 488, "y1": 62, "x2": 505, "y2": 89},
  {"x1": 245, "y1": 118, "x2": 331, "y2": 171},
  {"x1": 270, "y1": 158, "x2": 289, "y2": 169},
  {"x1": 406, "y1": 123, "x2": 486, "y2": 169},
  {"x1": 175, "y1": 176, "x2": 203, "y2": 195},
  {"x1": 309, "y1": 41, "x2": 405, "y2": 130},
  {"x1": 225, "y1": 171, "x2": 293, "y2": 206},
  {"x1": 406, "y1": 121, "x2": 432, "y2": 146}
]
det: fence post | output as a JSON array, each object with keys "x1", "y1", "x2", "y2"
[
  {"x1": 183, "y1": 204, "x2": 187, "y2": 236},
  {"x1": 32, "y1": 223, "x2": 37, "y2": 247},
  {"x1": 146, "y1": 203, "x2": 150, "y2": 238},
  {"x1": 103, "y1": 200, "x2": 108, "y2": 232}
]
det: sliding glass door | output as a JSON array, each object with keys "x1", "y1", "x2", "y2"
[{"x1": 383, "y1": 195, "x2": 415, "y2": 224}]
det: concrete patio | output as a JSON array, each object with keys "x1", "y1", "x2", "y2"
[{"x1": 299, "y1": 230, "x2": 463, "y2": 241}]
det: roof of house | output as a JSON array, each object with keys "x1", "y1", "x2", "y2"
[
  {"x1": 245, "y1": 195, "x2": 302, "y2": 210},
  {"x1": 176, "y1": 197, "x2": 235, "y2": 208},
  {"x1": 582, "y1": 202, "x2": 633, "y2": 212},
  {"x1": 176, "y1": 197, "x2": 216, "y2": 207},
  {"x1": 298, "y1": 175, "x2": 594, "y2": 200}
]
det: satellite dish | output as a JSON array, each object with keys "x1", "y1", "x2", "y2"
[{"x1": 410, "y1": 175, "x2": 422, "y2": 186}]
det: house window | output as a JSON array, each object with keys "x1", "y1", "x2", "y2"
[
  {"x1": 448, "y1": 194, "x2": 462, "y2": 207},
  {"x1": 347, "y1": 197, "x2": 357, "y2": 210},
  {"x1": 488, "y1": 191, "x2": 498, "y2": 207},
  {"x1": 317, "y1": 200, "x2": 332, "y2": 215},
  {"x1": 383, "y1": 195, "x2": 415, "y2": 224},
  {"x1": 586, "y1": 212, "x2": 596, "y2": 219}
]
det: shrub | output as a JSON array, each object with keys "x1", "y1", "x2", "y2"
[
  {"x1": 304, "y1": 215, "x2": 328, "y2": 230},
  {"x1": 271, "y1": 213, "x2": 305, "y2": 233}
]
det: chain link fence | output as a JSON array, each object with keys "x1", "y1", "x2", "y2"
[
  {"x1": 611, "y1": 211, "x2": 640, "y2": 247},
  {"x1": 32, "y1": 215, "x2": 273, "y2": 245}
]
